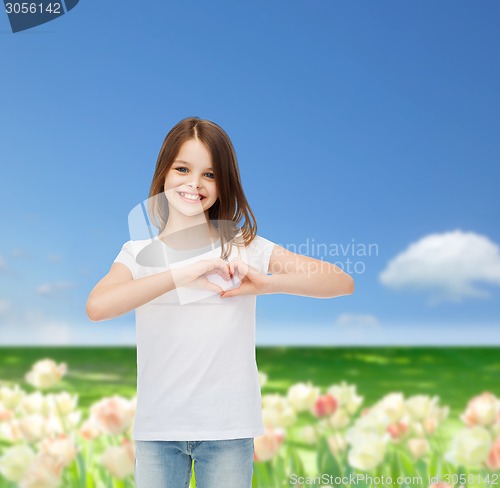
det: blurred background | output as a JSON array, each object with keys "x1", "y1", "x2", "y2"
[
  {"x1": 1, "y1": 1, "x2": 499, "y2": 486},
  {"x1": 1, "y1": 1, "x2": 499, "y2": 347}
]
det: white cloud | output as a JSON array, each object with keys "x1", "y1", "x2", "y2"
[
  {"x1": 0, "y1": 299, "x2": 10, "y2": 315},
  {"x1": 36, "y1": 281, "x2": 77, "y2": 297},
  {"x1": 0, "y1": 308, "x2": 136, "y2": 345},
  {"x1": 333, "y1": 313, "x2": 381, "y2": 341},
  {"x1": 256, "y1": 320, "x2": 500, "y2": 345},
  {"x1": 379, "y1": 229, "x2": 500, "y2": 304},
  {"x1": 11, "y1": 248, "x2": 30, "y2": 259},
  {"x1": 335, "y1": 313, "x2": 380, "y2": 328}
]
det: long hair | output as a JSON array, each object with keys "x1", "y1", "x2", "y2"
[{"x1": 147, "y1": 116, "x2": 258, "y2": 260}]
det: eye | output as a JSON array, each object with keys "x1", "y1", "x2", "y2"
[{"x1": 173, "y1": 167, "x2": 214, "y2": 179}]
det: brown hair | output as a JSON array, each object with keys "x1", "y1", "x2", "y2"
[{"x1": 147, "y1": 116, "x2": 258, "y2": 260}]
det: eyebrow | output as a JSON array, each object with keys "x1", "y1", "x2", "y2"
[{"x1": 173, "y1": 159, "x2": 214, "y2": 171}]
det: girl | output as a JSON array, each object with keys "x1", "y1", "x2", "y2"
[{"x1": 86, "y1": 117, "x2": 354, "y2": 488}]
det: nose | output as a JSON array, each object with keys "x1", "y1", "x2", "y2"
[{"x1": 187, "y1": 178, "x2": 201, "y2": 190}]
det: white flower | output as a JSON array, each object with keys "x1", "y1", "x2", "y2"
[
  {"x1": 44, "y1": 414, "x2": 65, "y2": 437},
  {"x1": 262, "y1": 404, "x2": 296, "y2": 428},
  {"x1": 0, "y1": 401, "x2": 14, "y2": 422},
  {"x1": 262, "y1": 394, "x2": 284, "y2": 410},
  {"x1": 407, "y1": 437, "x2": 429, "y2": 459},
  {"x1": 65, "y1": 411, "x2": 82, "y2": 430},
  {"x1": 0, "y1": 444, "x2": 36, "y2": 482},
  {"x1": 261, "y1": 394, "x2": 296, "y2": 428},
  {"x1": 47, "y1": 392, "x2": 79, "y2": 416},
  {"x1": 18, "y1": 453, "x2": 64, "y2": 488},
  {"x1": 445, "y1": 425, "x2": 492, "y2": 467},
  {"x1": 286, "y1": 382, "x2": 320, "y2": 412},
  {"x1": 18, "y1": 413, "x2": 47, "y2": 443},
  {"x1": 20, "y1": 392, "x2": 51, "y2": 416},
  {"x1": 0, "y1": 418, "x2": 22, "y2": 441},
  {"x1": 347, "y1": 432, "x2": 387, "y2": 471},
  {"x1": 258, "y1": 372, "x2": 268, "y2": 387},
  {"x1": 345, "y1": 408, "x2": 389, "y2": 445},
  {"x1": 254, "y1": 427, "x2": 285, "y2": 462},
  {"x1": 79, "y1": 416, "x2": 105, "y2": 440},
  {"x1": 300, "y1": 425, "x2": 318, "y2": 444},
  {"x1": 100, "y1": 440, "x2": 135, "y2": 480},
  {"x1": 405, "y1": 395, "x2": 439, "y2": 422},
  {"x1": 461, "y1": 392, "x2": 499, "y2": 427},
  {"x1": 90, "y1": 396, "x2": 135, "y2": 436},
  {"x1": 25, "y1": 359, "x2": 67, "y2": 390},
  {"x1": 327, "y1": 381, "x2": 363, "y2": 415},
  {"x1": 412, "y1": 421, "x2": 424, "y2": 437},
  {"x1": 39, "y1": 435, "x2": 78, "y2": 467},
  {"x1": 327, "y1": 433, "x2": 347, "y2": 456},
  {"x1": 0, "y1": 384, "x2": 26, "y2": 410},
  {"x1": 374, "y1": 393, "x2": 406, "y2": 423},
  {"x1": 43, "y1": 412, "x2": 81, "y2": 437},
  {"x1": 328, "y1": 407, "x2": 350, "y2": 429},
  {"x1": 430, "y1": 403, "x2": 449, "y2": 423}
]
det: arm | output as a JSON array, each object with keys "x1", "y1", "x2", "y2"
[
  {"x1": 86, "y1": 264, "x2": 179, "y2": 322},
  {"x1": 264, "y1": 244, "x2": 354, "y2": 299},
  {"x1": 221, "y1": 243, "x2": 354, "y2": 300},
  {"x1": 86, "y1": 258, "x2": 232, "y2": 322}
]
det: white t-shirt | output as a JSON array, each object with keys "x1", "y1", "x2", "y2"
[{"x1": 112, "y1": 231, "x2": 276, "y2": 441}]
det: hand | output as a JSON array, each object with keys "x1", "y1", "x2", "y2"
[
  {"x1": 220, "y1": 258, "x2": 271, "y2": 298},
  {"x1": 171, "y1": 258, "x2": 232, "y2": 294}
]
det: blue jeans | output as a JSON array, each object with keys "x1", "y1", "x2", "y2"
[{"x1": 134, "y1": 438, "x2": 255, "y2": 488}]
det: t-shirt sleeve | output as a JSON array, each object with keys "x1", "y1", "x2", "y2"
[
  {"x1": 113, "y1": 240, "x2": 137, "y2": 279},
  {"x1": 245, "y1": 235, "x2": 277, "y2": 275}
]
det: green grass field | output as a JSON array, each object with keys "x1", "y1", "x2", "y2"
[
  {"x1": 1, "y1": 346, "x2": 499, "y2": 486},
  {"x1": 1, "y1": 345, "x2": 498, "y2": 420}
]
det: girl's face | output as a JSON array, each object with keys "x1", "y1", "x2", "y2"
[{"x1": 163, "y1": 138, "x2": 218, "y2": 218}]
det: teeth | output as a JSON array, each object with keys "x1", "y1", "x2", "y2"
[{"x1": 180, "y1": 192, "x2": 201, "y2": 201}]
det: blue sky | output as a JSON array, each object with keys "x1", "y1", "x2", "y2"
[{"x1": 0, "y1": 0, "x2": 499, "y2": 345}]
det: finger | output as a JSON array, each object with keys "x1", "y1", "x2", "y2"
[
  {"x1": 205, "y1": 258, "x2": 228, "y2": 272},
  {"x1": 220, "y1": 287, "x2": 238, "y2": 298},
  {"x1": 206, "y1": 260, "x2": 231, "y2": 280},
  {"x1": 207, "y1": 268, "x2": 231, "y2": 281},
  {"x1": 230, "y1": 258, "x2": 248, "y2": 271},
  {"x1": 238, "y1": 260, "x2": 258, "y2": 279},
  {"x1": 228, "y1": 259, "x2": 238, "y2": 277},
  {"x1": 232, "y1": 260, "x2": 249, "y2": 280},
  {"x1": 220, "y1": 260, "x2": 232, "y2": 279},
  {"x1": 192, "y1": 277, "x2": 224, "y2": 294},
  {"x1": 199, "y1": 278, "x2": 224, "y2": 294},
  {"x1": 205, "y1": 283, "x2": 224, "y2": 293},
  {"x1": 220, "y1": 280, "x2": 251, "y2": 298}
]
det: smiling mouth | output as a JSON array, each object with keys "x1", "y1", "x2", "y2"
[{"x1": 177, "y1": 191, "x2": 205, "y2": 201}]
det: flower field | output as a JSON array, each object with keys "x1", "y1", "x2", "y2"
[{"x1": 0, "y1": 346, "x2": 498, "y2": 488}]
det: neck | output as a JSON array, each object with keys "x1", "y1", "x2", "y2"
[{"x1": 159, "y1": 211, "x2": 218, "y2": 249}]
